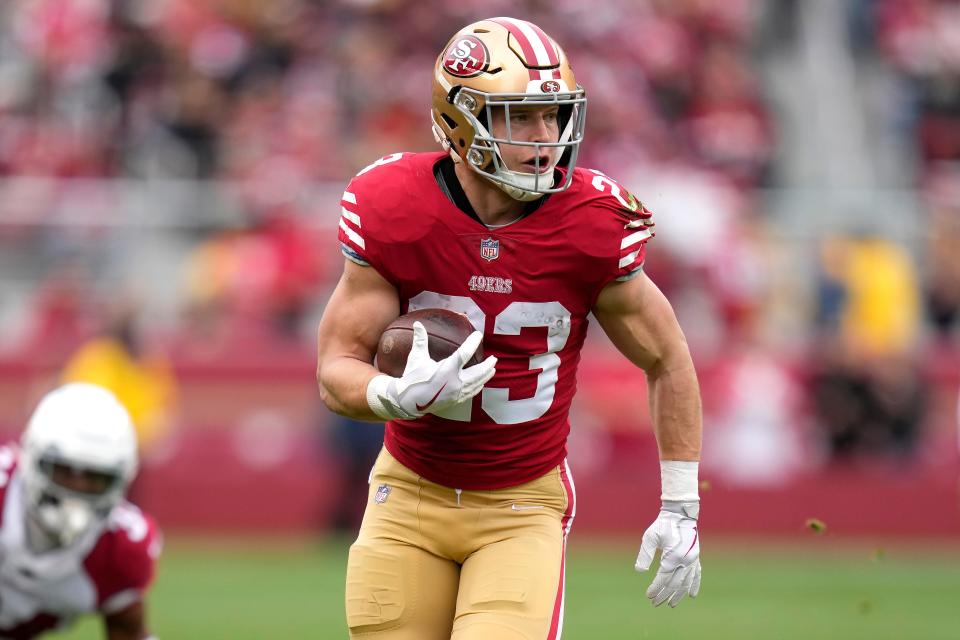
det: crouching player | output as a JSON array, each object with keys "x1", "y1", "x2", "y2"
[{"x1": 0, "y1": 383, "x2": 161, "y2": 639}]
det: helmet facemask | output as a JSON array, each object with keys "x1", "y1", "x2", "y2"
[
  {"x1": 450, "y1": 87, "x2": 587, "y2": 201},
  {"x1": 25, "y1": 456, "x2": 125, "y2": 546}
]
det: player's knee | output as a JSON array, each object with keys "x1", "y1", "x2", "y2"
[{"x1": 345, "y1": 542, "x2": 407, "y2": 633}]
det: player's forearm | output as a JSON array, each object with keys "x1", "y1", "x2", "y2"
[
  {"x1": 317, "y1": 355, "x2": 384, "y2": 422},
  {"x1": 647, "y1": 360, "x2": 702, "y2": 462}
]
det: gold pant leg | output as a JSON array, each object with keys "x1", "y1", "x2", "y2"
[
  {"x1": 451, "y1": 465, "x2": 574, "y2": 640},
  {"x1": 345, "y1": 449, "x2": 460, "y2": 639},
  {"x1": 346, "y1": 450, "x2": 576, "y2": 640}
]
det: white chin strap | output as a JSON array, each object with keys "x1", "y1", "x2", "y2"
[
  {"x1": 488, "y1": 167, "x2": 555, "y2": 201},
  {"x1": 477, "y1": 135, "x2": 559, "y2": 202},
  {"x1": 37, "y1": 498, "x2": 96, "y2": 545}
]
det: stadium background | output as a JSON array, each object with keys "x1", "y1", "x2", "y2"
[{"x1": 0, "y1": 0, "x2": 958, "y2": 637}]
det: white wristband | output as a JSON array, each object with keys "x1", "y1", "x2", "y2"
[
  {"x1": 366, "y1": 374, "x2": 399, "y2": 421},
  {"x1": 660, "y1": 460, "x2": 699, "y2": 502}
]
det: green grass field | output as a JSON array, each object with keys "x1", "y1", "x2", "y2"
[{"x1": 51, "y1": 536, "x2": 960, "y2": 639}]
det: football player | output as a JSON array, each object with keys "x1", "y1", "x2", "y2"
[
  {"x1": 317, "y1": 16, "x2": 702, "y2": 640},
  {"x1": 0, "y1": 383, "x2": 161, "y2": 639}
]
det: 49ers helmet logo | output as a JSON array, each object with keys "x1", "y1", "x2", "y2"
[
  {"x1": 540, "y1": 80, "x2": 561, "y2": 93},
  {"x1": 443, "y1": 35, "x2": 489, "y2": 78}
]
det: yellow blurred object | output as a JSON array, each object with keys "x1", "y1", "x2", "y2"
[
  {"x1": 61, "y1": 337, "x2": 177, "y2": 454},
  {"x1": 841, "y1": 238, "x2": 920, "y2": 357}
]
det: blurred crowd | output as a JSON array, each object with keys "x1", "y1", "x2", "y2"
[
  {"x1": 869, "y1": 0, "x2": 960, "y2": 172},
  {"x1": 0, "y1": 0, "x2": 775, "y2": 185},
  {"x1": 1, "y1": 0, "x2": 959, "y2": 486}
]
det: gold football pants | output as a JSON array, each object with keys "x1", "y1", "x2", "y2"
[{"x1": 345, "y1": 447, "x2": 576, "y2": 640}]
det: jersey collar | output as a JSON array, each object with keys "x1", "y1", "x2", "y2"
[{"x1": 433, "y1": 156, "x2": 554, "y2": 227}]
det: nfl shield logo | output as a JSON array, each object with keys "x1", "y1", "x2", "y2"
[
  {"x1": 480, "y1": 238, "x2": 500, "y2": 261},
  {"x1": 374, "y1": 483, "x2": 391, "y2": 504}
]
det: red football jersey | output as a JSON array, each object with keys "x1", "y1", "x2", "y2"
[
  {"x1": 0, "y1": 446, "x2": 160, "y2": 638},
  {"x1": 338, "y1": 152, "x2": 654, "y2": 489}
]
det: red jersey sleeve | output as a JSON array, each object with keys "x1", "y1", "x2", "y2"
[
  {"x1": 337, "y1": 152, "x2": 434, "y2": 284},
  {"x1": 0, "y1": 444, "x2": 18, "y2": 526},
  {"x1": 613, "y1": 201, "x2": 655, "y2": 282},
  {"x1": 84, "y1": 504, "x2": 162, "y2": 614},
  {"x1": 578, "y1": 169, "x2": 656, "y2": 288}
]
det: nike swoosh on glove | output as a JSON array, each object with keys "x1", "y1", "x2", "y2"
[{"x1": 367, "y1": 321, "x2": 497, "y2": 420}]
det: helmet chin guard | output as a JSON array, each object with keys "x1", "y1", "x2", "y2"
[
  {"x1": 431, "y1": 17, "x2": 587, "y2": 201},
  {"x1": 34, "y1": 497, "x2": 97, "y2": 546}
]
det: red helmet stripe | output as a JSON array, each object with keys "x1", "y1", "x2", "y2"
[
  {"x1": 526, "y1": 22, "x2": 560, "y2": 65},
  {"x1": 490, "y1": 17, "x2": 559, "y2": 75},
  {"x1": 536, "y1": 69, "x2": 563, "y2": 81},
  {"x1": 489, "y1": 18, "x2": 539, "y2": 78}
]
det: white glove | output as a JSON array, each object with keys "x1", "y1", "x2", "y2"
[
  {"x1": 635, "y1": 501, "x2": 701, "y2": 608},
  {"x1": 367, "y1": 321, "x2": 497, "y2": 420}
]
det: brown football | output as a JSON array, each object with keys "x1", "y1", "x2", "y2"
[{"x1": 376, "y1": 308, "x2": 482, "y2": 377}]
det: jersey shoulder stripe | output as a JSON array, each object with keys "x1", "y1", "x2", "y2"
[
  {"x1": 335, "y1": 152, "x2": 446, "y2": 274},
  {"x1": 568, "y1": 167, "x2": 656, "y2": 280}
]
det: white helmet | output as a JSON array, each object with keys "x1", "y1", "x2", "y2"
[{"x1": 20, "y1": 383, "x2": 139, "y2": 545}]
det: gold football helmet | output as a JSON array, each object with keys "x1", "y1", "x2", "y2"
[{"x1": 431, "y1": 17, "x2": 587, "y2": 201}]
